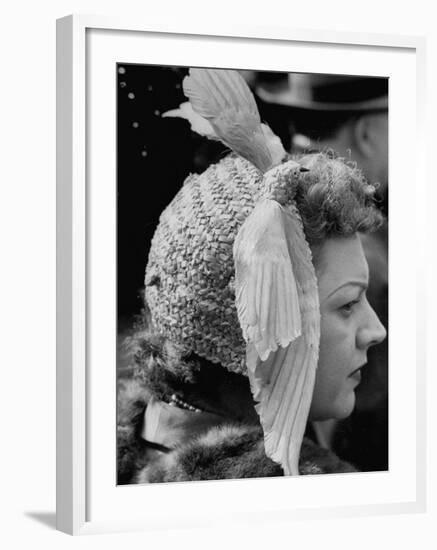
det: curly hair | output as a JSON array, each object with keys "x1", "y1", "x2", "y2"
[{"x1": 294, "y1": 151, "x2": 383, "y2": 246}]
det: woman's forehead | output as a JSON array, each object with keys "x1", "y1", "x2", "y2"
[{"x1": 315, "y1": 235, "x2": 369, "y2": 300}]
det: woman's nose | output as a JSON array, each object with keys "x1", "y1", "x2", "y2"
[{"x1": 356, "y1": 300, "x2": 387, "y2": 350}]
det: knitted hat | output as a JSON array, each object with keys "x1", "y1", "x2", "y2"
[
  {"x1": 145, "y1": 69, "x2": 320, "y2": 475},
  {"x1": 145, "y1": 154, "x2": 264, "y2": 374}
]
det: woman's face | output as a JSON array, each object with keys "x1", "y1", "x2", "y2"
[{"x1": 309, "y1": 234, "x2": 386, "y2": 421}]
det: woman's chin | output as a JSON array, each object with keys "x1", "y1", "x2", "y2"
[
  {"x1": 310, "y1": 392, "x2": 356, "y2": 421},
  {"x1": 333, "y1": 392, "x2": 356, "y2": 420}
]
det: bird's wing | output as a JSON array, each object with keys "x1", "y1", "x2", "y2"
[
  {"x1": 162, "y1": 102, "x2": 220, "y2": 141},
  {"x1": 234, "y1": 198, "x2": 320, "y2": 475},
  {"x1": 183, "y1": 68, "x2": 286, "y2": 172},
  {"x1": 234, "y1": 198, "x2": 302, "y2": 360}
]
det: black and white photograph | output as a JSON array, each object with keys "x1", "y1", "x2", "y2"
[
  {"x1": 2, "y1": 0, "x2": 434, "y2": 543},
  {"x1": 116, "y1": 64, "x2": 389, "y2": 485}
]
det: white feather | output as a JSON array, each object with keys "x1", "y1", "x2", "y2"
[
  {"x1": 183, "y1": 69, "x2": 286, "y2": 173},
  {"x1": 234, "y1": 199, "x2": 302, "y2": 360},
  {"x1": 234, "y1": 199, "x2": 320, "y2": 475},
  {"x1": 162, "y1": 102, "x2": 219, "y2": 140}
]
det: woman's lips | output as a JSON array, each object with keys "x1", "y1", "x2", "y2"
[
  {"x1": 350, "y1": 369, "x2": 362, "y2": 383},
  {"x1": 349, "y1": 363, "x2": 366, "y2": 382}
]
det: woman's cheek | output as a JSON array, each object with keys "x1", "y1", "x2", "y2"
[
  {"x1": 310, "y1": 340, "x2": 337, "y2": 419},
  {"x1": 312, "y1": 314, "x2": 354, "y2": 419},
  {"x1": 324, "y1": 320, "x2": 357, "y2": 419}
]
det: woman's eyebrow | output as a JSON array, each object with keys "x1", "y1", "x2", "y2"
[{"x1": 324, "y1": 281, "x2": 368, "y2": 301}]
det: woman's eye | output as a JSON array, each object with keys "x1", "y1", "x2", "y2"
[{"x1": 339, "y1": 299, "x2": 360, "y2": 316}]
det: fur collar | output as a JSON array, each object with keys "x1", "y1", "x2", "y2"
[{"x1": 117, "y1": 377, "x2": 357, "y2": 484}]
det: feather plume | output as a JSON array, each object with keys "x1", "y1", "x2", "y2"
[
  {"x1": 183, "y1": 69, "x2": 286, "y2": 172},
  {"x1": 163, "y1": 101, "x2": 285, "y2": 164},
  {"x1": 162, "y1": 102, "x2": 219, "y2": 141},
  {"x1": 234, "y1": 198, "x2": 302, "y2": 360},
  {"x1": 234, "y1": 198, "x2": 320, "y2": 475}
]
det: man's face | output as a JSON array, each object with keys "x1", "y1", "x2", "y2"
[{"x1": 365, "y1": 111, "x2": 388, "y2": 193}]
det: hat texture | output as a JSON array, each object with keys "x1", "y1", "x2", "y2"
[{"x1": 145, "y1": 154, "x2": 264, "y2": 374}]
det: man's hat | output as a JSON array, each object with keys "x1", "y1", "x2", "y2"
[{"x1": 256, "y1": 72, "x2": 388, "y2": 112}]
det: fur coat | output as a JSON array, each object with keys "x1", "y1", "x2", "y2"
[{"x1": 117, "y1": 377, "x2": 357, "y2": 485}]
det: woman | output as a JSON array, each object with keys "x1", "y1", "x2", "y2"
[{"x1": 117, "y1": 68, "x2": 386, "y2": 484}]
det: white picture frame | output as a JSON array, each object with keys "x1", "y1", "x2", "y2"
[{"x1": 56, "y1": 14, "x2": 427, "y2": 535}]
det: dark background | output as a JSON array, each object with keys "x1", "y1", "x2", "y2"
[
  {"x1": 117, "y1": 64, "x2": 228, "y2": 322},
  {"x1": 117, "y1": 65, "x2": 287, "y2": 321}
]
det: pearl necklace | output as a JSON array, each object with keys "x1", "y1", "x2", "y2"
[{"x1": 168, "y1": 393, "x2": 203, "y2": 413}]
